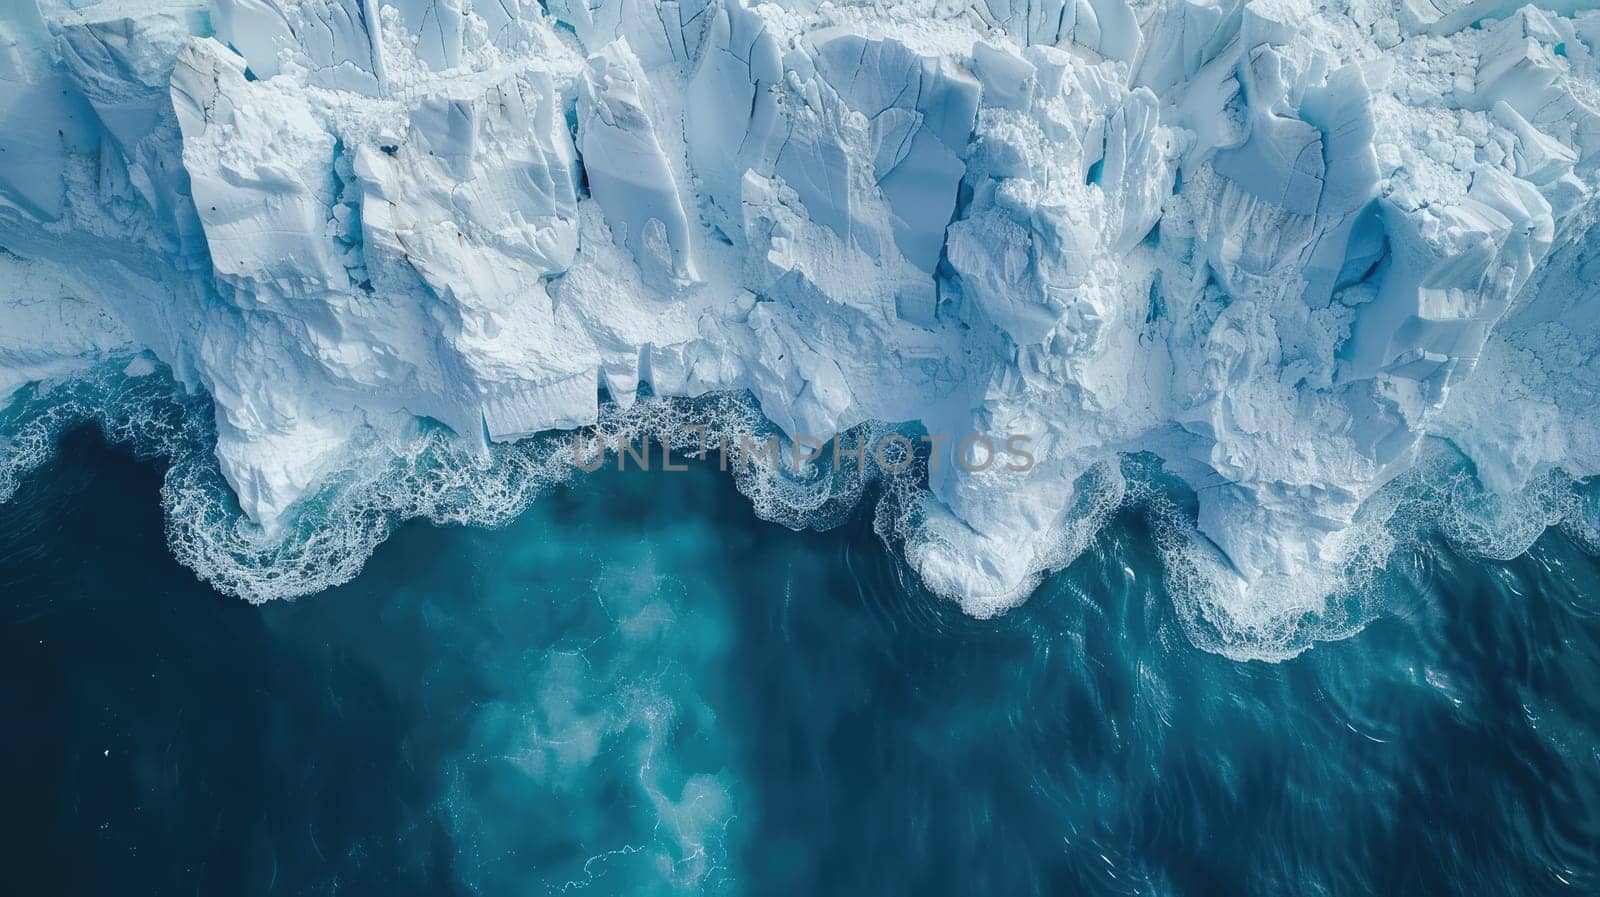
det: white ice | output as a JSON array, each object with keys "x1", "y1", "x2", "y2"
[{"x1": 3, "y1": 0, "x2": 1600, "y2": 650}]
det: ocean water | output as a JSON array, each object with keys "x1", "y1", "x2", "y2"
[{"x1": 3, "y1": 425, "x2": 1600, "y2": 896}]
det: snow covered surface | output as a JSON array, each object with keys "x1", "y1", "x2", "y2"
[{"x1": 3, "y1": 0, "x2": 1600, "y2": 656}]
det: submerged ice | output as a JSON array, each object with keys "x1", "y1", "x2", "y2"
[{"x1": 3, "y1": 0, "x2": 1600, "y2": 657}]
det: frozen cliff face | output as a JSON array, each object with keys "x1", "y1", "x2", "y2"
[{"x1": 3, "y1": 0, "x2": 1600, "y2": 653}]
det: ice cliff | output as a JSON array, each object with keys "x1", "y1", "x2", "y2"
[{"x1": 3, "y1": 0, "x2": 1600, "y2": 655}]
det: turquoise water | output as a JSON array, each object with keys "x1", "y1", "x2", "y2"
[{"x1": 4, "y1": 420, "x2": 1600, "y2": 895}]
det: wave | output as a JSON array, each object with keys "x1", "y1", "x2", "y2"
[{"x1": 3, "y1": 359, "x2": 1596, "y2": 661}]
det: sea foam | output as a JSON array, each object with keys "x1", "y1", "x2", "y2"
[{"x1": 4, "y1": 362, "x2": 1596, "y2": 661}]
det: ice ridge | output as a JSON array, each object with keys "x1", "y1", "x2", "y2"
[{"x1": 3, "y1": 0, "x2": 1600, "y2": 656}]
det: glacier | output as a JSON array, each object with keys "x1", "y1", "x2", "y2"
[{"x1": 3, "y1": 0, "x2": 1600, "y2": 658}]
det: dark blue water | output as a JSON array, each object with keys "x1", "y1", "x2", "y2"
[{"x1": 3, "y1": 427, "x2": 1600, "y2": 896}]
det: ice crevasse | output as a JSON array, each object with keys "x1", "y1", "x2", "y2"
[{"x1": 2, "y1": 0, "x2": 1600, "y2": 654}]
